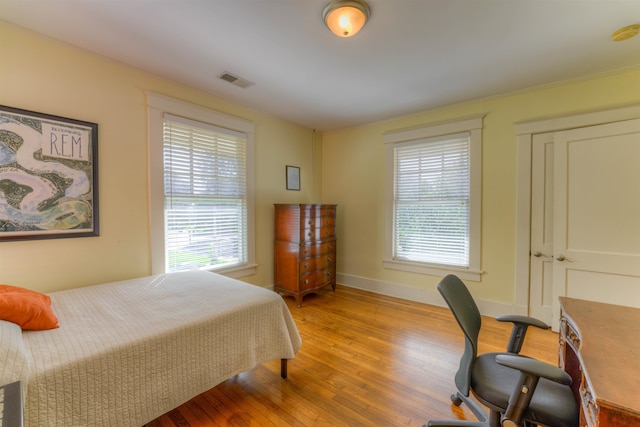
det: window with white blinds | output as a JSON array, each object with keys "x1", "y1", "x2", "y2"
[
  {"x1": 163, "y1": 114, "x2": 248, "y2": 272},
  {"x1": 393, "y1": 133, "x2": 470, "y2": 266},
  {"x1": 384, "y1": 116, "x2": 482, "y2": 280}
]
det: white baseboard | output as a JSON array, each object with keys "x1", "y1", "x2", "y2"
[
  {"x1": 336, "y1": 272, "x2": 444, "y2": 307},
  {"x1": 336, "y1": 272, "x2": 527, "y2": 319}
]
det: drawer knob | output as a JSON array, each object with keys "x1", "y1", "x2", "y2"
[
  {"x1": 304, "y1": 263, "x2": 309, "y2": 269},
  {"x1": 304, "y1": 279, "x2": 309, "y2": 285}
]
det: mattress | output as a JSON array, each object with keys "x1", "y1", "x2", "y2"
[{"x1": 19, "y1": 270, "x2": 301, "y2": 426}]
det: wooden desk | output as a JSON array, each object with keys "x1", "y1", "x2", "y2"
[{"x1": 559, "y1": 298, "x2": 640, "y2": 427}]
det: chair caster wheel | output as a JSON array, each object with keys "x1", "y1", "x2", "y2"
[{"x1": 450, "y1": 394, "x2": 463, "y2": 406}]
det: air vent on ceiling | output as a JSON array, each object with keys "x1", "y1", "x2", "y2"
[{"x1": 219, "y1": 72, "x2": 254, "y2": 89}]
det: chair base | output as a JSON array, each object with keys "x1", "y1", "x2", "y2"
[{"x1": 425, "y1": 391, "x2": 500, "y2": 427}]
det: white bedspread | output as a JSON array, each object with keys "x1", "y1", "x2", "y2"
[{"x1": 20, "y1": 271, "x2": 302, "y2": 427}]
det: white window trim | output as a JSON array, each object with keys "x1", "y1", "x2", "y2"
[
  {"x1": 146, "y1": 92, "x2": 256, "y2": 277},
  {"x1": 383, "y1": 115, "x2": 484, "y2": 281}
]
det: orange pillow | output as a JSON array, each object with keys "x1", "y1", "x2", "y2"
[{"x1": 0, "y1": 284, "x2": 59, "y2": 330}]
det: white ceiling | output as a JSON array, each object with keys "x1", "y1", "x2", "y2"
[{"x1": 1, "y1": 0, "x2": 640, "y2": 131}]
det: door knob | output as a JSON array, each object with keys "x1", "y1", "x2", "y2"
[
  {"x1": 555, "y1": 254, "x2": 566, "y2": 261},
  {"x1": 532, "y1": 251, "x2": 551, "y2": 258}
]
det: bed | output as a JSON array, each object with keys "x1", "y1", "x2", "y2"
[{"x1": 0, "y1": 270, "x2": 302, "y2": 426}]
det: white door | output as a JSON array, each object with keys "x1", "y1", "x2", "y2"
[
  {"x1": 551, "y1": 118, "x2": 640, "y2": 327},
  {"x1": 529, "y1": 133, "x2": 554, "y2": 324}
]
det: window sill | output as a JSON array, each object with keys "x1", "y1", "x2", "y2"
[
  {"x1": 204, "y1": 263, "x2": 257, "y2": 279},
  {"x1": 383, "y1": 259, "x2": 482, "y2": 282}
]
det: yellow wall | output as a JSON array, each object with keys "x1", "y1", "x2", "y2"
[
  {"x1": 323, "y1": 68, "x2": 640, "y2": 304},
  {"x1": 2, "y1": 21, "x2": 640, "y2": 309},
  {"x1": 0, "y1": 22, "x2": 318, "y2": 292}
]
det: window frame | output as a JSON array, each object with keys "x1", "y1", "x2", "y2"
[
  {"x1": 383, "y1": 115, "x2": 483, "y2": 281},
  {"x1": 147, "y1": 92, "x2": 256, "y2": 277}
]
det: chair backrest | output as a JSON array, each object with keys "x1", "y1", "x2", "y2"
[{"x1": 437, "y1": 274, "x2": 482, "y2": 396}]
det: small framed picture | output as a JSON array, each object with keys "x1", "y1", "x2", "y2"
[{"x1": 286, "y1": 165, "x2": 300, "y2": 191}]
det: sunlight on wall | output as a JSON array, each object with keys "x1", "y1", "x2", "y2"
[{"x1": 0, "y1": 22, "x2": 316, "y2": 292}]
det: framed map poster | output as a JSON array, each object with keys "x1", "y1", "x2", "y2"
[{"x1": 0, "y1": 105, "x2": 99, "y2": 241}]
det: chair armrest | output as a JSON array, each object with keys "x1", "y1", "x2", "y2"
[
  {"x1": 496, "y1": 315, "x2": 549, "y2": 354},
  {"x1": 495, "y1": 354, "x2": 572, "y2": 385},
  {"x1": 496, "y1": 315, "x2": 549, "y2": 330},
  {"x1": 495, "y1": 354, "x2": 572, "y2": 427}
]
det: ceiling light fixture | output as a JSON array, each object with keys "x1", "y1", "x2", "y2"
[
  {"x1": 322, "y1": 0, "x2": 370, "y2": 38},
  {"x1": 611, "y1": 24, "x2": 640, "y2": 42}
]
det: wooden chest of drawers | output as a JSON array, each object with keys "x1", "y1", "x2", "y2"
[{"x1": 274, "y1": 204, "x2": 336, "y2": 306}]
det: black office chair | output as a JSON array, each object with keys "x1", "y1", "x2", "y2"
[{"x1": 426, "y1": 275, "x2": 578, "y2": 427}]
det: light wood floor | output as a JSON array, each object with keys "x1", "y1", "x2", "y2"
[{"x1": 147, "y1": 284, "x2": 559, "y2": 426}]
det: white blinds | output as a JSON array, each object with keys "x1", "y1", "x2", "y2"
[
  {"x1": 393, "y1": 132, "x2": 470, "y2": 267},
  {"x1": 163, "y1": 114, "x2": 248, "y2": 272}
]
